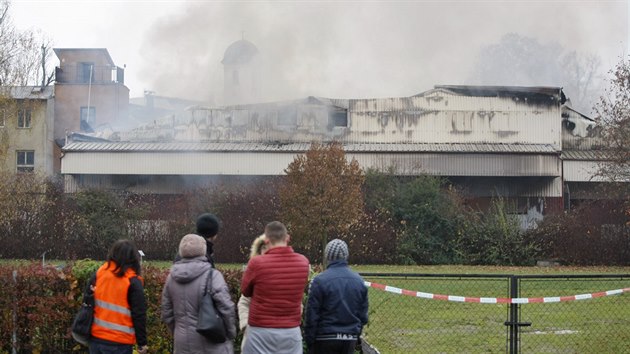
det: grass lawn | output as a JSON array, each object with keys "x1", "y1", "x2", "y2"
[{"x1": 350, "y1": 266, "x2": 630, "y2": 353}]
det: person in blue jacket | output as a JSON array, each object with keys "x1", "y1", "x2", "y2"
[{"x1": 304, "y1": 239, "x2": 369, "y2": 354}]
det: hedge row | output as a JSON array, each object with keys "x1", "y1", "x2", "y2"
[
  {"x1": 1, "y1": 173, "x2": 628, "y2": 266},
  {"x1": 0, "y1": 261, "x2": 244, "y2": 354}
]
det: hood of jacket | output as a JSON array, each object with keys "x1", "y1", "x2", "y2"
[{"x1": 170, "y1": 256, "x2": 211, "y2": 284}]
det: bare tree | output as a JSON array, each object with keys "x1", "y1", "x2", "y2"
[
  {"x1": 470, "y1": 33, "x2": 602, "y2": 113},
  {"x1": 595, "y1": 58, "x2": 630, "y2": 184},
  {"x1": 0, "y1": 0, "x2": 53, "y2": 86}
]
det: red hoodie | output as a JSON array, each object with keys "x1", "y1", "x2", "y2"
[{"x1": 241, "y1": 246, "x2": 310, "y2": 328}]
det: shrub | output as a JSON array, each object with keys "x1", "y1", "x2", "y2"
[
  {"x1": 455, "y1": 197, "x2": 537, "y2": 266},
  {"x1": 0, "y1": 262, "x2": 246, "y2": 353},
  {"x1": 0, "y1": 263, "x2": 78, "y2": 353},
  {"x1": 280, "y1": 142, "x2": 365, "y2": 263},
  {"x1": 526, "y1": 199, "x2": 630, "y2": 265},
  {"x1": 365, "y1": 172, "x2": 467, "y2": 265}
]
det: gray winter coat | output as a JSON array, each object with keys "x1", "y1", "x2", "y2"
[{"x1": 161, "y1": 257, "x2": 237, "y2": 354}]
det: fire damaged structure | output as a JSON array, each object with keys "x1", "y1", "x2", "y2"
[{"x1": 60, "y1": 85, "x2": 610, "y2": 222}]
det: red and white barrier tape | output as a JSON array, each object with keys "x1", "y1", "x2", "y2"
[{"x1": 364, "y1": 281, "x2": 630, "y2": 304}]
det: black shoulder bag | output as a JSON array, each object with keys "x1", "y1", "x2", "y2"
[
  {"x1": 71, "y1": 273, "x2": 96, "y2": 346},
  {"x1": 196, "y1": 268, "x2": 227, "y2": 343}
]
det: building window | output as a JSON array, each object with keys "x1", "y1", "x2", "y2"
[
  {"x1": 16, "y1": 150, "x2": 34, "y2": 173},
  {"x1": 17, "y1": 107, "x2": 31, "y2": 128},
  {"x1": 80, "y1": 107, "x2": 96, "y2": 125},
  {"x1": 329, "y1": 110, "x2": 348, "y2": 127},
  {"x1": 79, "y1": 62, "x2": 94, "y2": 83}
]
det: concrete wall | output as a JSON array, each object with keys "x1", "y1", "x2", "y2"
[
  {"x1": 54, "y1": 83, "x2": 129, "y2": 140},
  {"x1": 0, "y1": 98, "x2": 54, "y2": 175}
]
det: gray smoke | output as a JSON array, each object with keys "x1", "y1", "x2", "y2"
[{"x1": 138, "y1": 1, "x2": 627, "y2": 106}]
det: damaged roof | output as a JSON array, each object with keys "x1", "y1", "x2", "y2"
[{"x1": 431, "y1": 85, "x2": 566, "y2": 105}]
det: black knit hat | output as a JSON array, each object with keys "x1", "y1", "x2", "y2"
[
  {"x1": 196, "y1": 213, "x2": 221, "y2": 238},
  {"x1": 325, "y1": 239, "x2": 349, "y2": 262}
]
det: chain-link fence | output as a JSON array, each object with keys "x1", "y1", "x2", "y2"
[{"x1": 359, "y1": 273, "x2": 630, "y2": 354}]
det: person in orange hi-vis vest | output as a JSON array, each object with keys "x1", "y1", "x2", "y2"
[{"x1": 89, "y1": 240, "x2": 148, "y2": 354}]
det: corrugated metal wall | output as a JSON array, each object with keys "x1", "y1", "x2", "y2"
[
  {"x1": 348, "y1": 93, "x2": 561, "y2": 146},
  {"x1": 349, "y1": 153, "x2": 559, "y2": 177},
  {"x1": 62, "y1": 152, "x2": 300, "y2": 175},
  {"x1": 62, "y1": 151, "x2": 560, "y2": 177},
  {"x1": 563, "y1": 160, "x2": 606, "y2": 182}
]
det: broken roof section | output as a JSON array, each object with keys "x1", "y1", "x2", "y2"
[{"x1": 432, "y1": 85, "x2": 566, "y2": 106}]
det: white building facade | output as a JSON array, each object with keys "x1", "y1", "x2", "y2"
[{"x1": 61, "y1": 85, "x2": 612, "y2": 218}]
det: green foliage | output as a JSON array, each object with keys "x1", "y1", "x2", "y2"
[
  {"x1": 395, "y1": 177, "x2": 467, "y2": 264},
  {"x1": 70, "y1": 259, "x2": 101, "y2": 290},
  {"x1": 71, "y1": 190, "x2": 143, "y2": 257},
  {"x1": 366, "y1": 171, "x2": 467, "y2": 264},
  {"x1": 455, "y1": 197, "x2": 537, "y2": 266},
  {"x1": 364, "y1": 167, "x2": 400, "y2": 213}
]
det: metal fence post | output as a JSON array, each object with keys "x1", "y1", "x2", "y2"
[{"x1": 505, "y1": 275, "x2": 531, "y2": 354}]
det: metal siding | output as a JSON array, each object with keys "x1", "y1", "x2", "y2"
[
  {"x1": 563, "y1": 160, "x2": 607, "y2": 182},
  {"x1": 348, "y1": 153, "x2": 559, "y2": 177},
  {"x1": 62, "y1": 152, "x2": 300, "y2": 175},
  {"x1": 62, "y1": 150, "x2": 559, "y2": 177},
  {"x1": 451, "y1": 177, "x2": 561, "y2": 197},
  {"x1": 347, "y1": 93, "x2": 560, "y2": 147}
]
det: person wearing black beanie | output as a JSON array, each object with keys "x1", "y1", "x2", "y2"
[
  {"x1": 195, "y1": 213, "x2": 221, "y2": 268},
  {"x1": 175, "y1": 213, "x2": 221, "y2": 267}
]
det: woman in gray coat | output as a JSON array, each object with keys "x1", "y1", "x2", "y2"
[{"x1": 162, "y1": 234, "x2": 237, "y2": 354}]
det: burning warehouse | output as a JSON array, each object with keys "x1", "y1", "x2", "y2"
[{"x1": 60, "y1": 84, "x2": 608, "y2": 226}]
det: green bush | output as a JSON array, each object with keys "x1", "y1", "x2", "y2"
[
  {"x1": 71, "y1": 259, "x2": 101, "y2": 282},
  {"x1": 0, "y1": 262, "x2": 246, "y2": 353},
  {"x1": 454, "y1": 197, "x2": 537, "y2": 266},
  {"x1": 365, "y1": 171, "x2": 467, "y2": 265}
]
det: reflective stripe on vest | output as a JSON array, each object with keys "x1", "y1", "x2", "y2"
[
  {"x1": 93, "y1": 317, "x2": 135, "y2": 334},
  {"x1": 91, "y1": 262, "x2": 139, "y2": 345},
  {"x1": 95, "y1": 299, "x2": 132, "y2": 316}
]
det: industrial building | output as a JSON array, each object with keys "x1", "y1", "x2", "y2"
[{"x1": 60, "y1": 85, "x2": 609, "y2": 225}]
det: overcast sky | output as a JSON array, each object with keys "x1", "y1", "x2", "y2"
[{"x1": 11, "y1": 0, "x2": 629, "y2": 105}]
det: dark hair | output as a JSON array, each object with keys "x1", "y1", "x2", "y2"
[
  {"x1": 106, "y1": 239, "x2": 141, "y2": 277},
  {"x1": 265, "y1": 221, "x2": 288, "y2": 242},
  {"x1": 196, "y1": 213, "x2": 221, "y2": 238}
]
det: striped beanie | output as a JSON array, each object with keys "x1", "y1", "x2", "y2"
[{"x1": 325, "y1": 239, "x2": 349, "y2": 262}]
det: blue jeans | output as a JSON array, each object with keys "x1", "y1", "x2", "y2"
[{"x1": 89, "y1": 341, "x2": 133, "y2": 354}]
